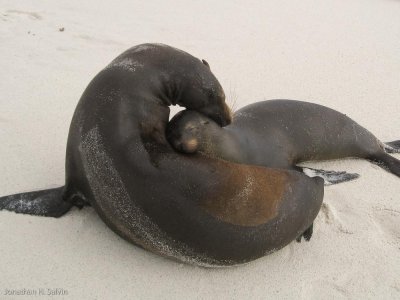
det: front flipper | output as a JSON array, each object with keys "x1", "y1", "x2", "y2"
[
  {"x1": 296, "y1": 223, "x2": 314, "y2": 242},
  {"x1": 384, "y1": 140, "x2": 400, "y2": 154},
  {"x1": 0, "y1": 187, "x2": 73, "y2": 218},
  {"x1": 302, "y1": 167, "x2": 360, "y2": 185}
]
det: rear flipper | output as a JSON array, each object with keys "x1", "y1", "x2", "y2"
[
  {"x1": 369, "y1": 152, "x2": 400, "y2": 177},
  {"x1": 384, "y1": 140, "x2": 400, "y2": 154},
  {"x1": 302, "y1": 167, "x2": 360, "y2": 185},
  {"x1": 0, "y1": 187, "x2": 73, "y2": 218},
  {"x1": 296, "y1": 223, "x2": 313, "y2": 242}
]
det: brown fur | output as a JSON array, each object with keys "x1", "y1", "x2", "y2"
[{"x1": 200, "y1": 164, "x2": 288, "y2": 226}]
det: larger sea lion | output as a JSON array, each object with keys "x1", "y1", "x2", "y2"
[
  {"x1": 167, "y1": 100, "x2": 400, "y2": 180},
  {"x1": 0, "y1": 44, "x2": 324, "y2": 266}
]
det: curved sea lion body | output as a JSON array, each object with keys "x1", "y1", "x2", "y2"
[
  {"x1": 0, "y1": 44, "x2": 324, "y2": 266},
  {"x1": 167, "y1": 100, "x2": 400, "y2": 178}
]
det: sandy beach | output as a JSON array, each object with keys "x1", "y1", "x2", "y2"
[{"x1": 0, "y1": 0, "x2": 399, "y2": 299}]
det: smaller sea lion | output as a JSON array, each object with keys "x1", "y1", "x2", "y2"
[{"x1": 167, "y1": 100, "x2": 400, "y2": 181}]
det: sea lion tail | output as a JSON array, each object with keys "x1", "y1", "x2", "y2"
[
  {"x1": 370, "y1": 153, "x2": 400, "y2": 178},
  {"x1": 0, "y1": 187, "x2": 73, "y2": 218},
  {"x1": 384, "y1": 140, "x2": 400, "y2": 154}
]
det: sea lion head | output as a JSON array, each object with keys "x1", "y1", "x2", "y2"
[
  {"x1": 167, "y1": 110, "x2": 221, "y2": 154},
  {"x1": 177, "y1": 59, "x2": 232, "y2": 127}
]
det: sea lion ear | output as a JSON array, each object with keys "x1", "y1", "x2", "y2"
[{"x1": 202, "y1": 59, "x2": 210, "y2": 68}]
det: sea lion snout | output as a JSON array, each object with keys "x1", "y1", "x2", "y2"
[
  {"x1": 181, "y1": 138, "x2": 199, "y2": 153},
  {"x1": 219, "y1": 107, "x2": 232, "y2": 127},
  {"x1": 216, "y1": 102, "x2": 233, "y2": 126},
  {"x1": 171, "y1": 138, "x2": 198, "y2": 154}
]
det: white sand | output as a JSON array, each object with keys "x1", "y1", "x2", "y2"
[{"x1": 0, "y1": 0, "x2": 399, "y2": 298}]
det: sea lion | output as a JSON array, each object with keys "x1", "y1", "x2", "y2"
[
  {"x1": 0, "y1": 44, "x2": 324, "y2": 266},
  {"x1": 166, "y1": 100, "x2": 400, "y2": 181}
]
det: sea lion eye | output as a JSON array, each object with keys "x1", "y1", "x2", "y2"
[
  {"x1": 184, "y1": 124, "x2": 196, "y2": 132},
  {"x1": 201, "y1": 121, "x2": 209, "y2": 125}
]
